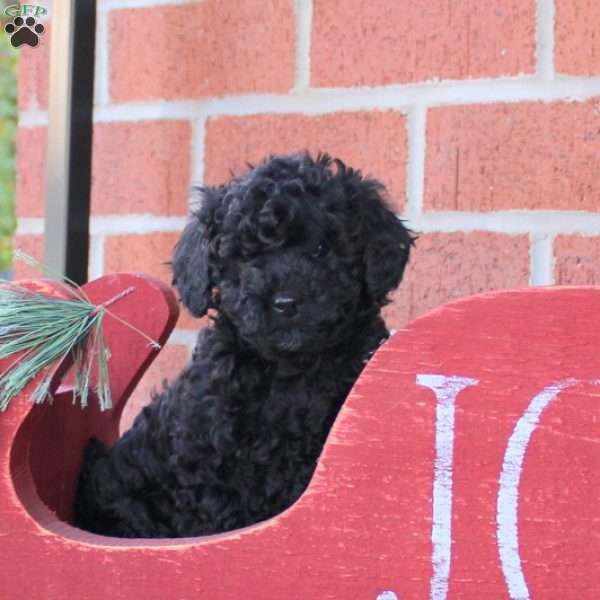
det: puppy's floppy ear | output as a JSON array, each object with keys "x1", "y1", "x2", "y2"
[
  {"x1": 349, "y1": 171, "x2": 415, "y2": 305},
  {"x1": 171, "y1": 186, "x2": 224, "y2": 318}
]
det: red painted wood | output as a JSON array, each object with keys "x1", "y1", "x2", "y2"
[
  {"x1": 2, "y1": 273, "x2": 179, "y2": 524},
  {"x1": 1, "y1": 284, "x2": 599, "y2": 599}
]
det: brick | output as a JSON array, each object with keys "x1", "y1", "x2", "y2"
[
  {"x1": 104, "y1": 232, "x2": 178, "y2": 282},
  {"x1": 16, "y1": 126, "x2": 47, "y2": 218},
  {"x1": 18, "y1": 121, "x2": 191, "y2": 219},
  {"x1": 204, "y1": 111, "x2": 407, "y2": 210},
  {"x1": 554, "y1": 235, "x2": 600, "y2": 285},
  {"x1": 555, "y1": 0, "x2": 600, "y2": 75},
  {"x1": 91, "y1": 121, "x2": 191, "y2": 216},
  {"x1": 384, "y1": 232, "x2": 529, "y2": 330},
  {"x1": 425, "y1": 100, "x2": 600, "y2": 212},
  {"x1": 109, "y1": 0, "x2": 294, "y2": 102},
  {"x1": 312, "y1": 0, "x2": 535, "y2": 87},
  {"x1": 104, "y1": 232, "x2": 201, "y2": 330},
  {"x1": 12, "y1": 234, "x2": 44, "y2": 280},
  {"x1": 120, "y1": 343, "x2": 190, "y2": 434},
  {"x1": 17, "y1": 26, "x2": 50, "y2": 111}
]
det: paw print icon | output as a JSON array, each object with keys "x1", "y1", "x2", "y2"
[{"x1": 4, "y1": 16, "x2": 45, "y2": 48}]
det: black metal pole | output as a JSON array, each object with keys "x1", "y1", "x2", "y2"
[{"x1": 44, "y1": 0, "x2": 96, "y2": 284}]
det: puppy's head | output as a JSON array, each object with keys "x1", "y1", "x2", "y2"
[{"x1": 172, "y1": 153, "x2": 414, "y2": 359}]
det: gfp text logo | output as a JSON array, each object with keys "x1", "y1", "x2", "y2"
[{"x1": 4, "y1": 4, "x2": 47, "y2": 17}]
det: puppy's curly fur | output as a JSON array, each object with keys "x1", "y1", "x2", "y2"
[{"x1": 74, "y1": 153, "x2": 414, "y2": 538}]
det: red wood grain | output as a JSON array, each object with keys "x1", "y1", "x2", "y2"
[{"x1": 1, "y1": 283, "x2": 599, "y2": 599}]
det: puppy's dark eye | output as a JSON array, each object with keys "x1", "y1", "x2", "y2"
[{"x1": 311, "y1": 241, "x2": 329, "y2": 258}]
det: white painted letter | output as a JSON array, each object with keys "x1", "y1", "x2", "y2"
[
  {"x1": 416, "y1": 374, "x2": 479, "y2": 600},
  {"x1": 496, "y1": 379, "x2": 579, "y2": 600}
]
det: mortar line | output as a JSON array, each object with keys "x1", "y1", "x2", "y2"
[
  {"x1": 403, "y1": 211, "x2": 600, "y2": 235},
  {"x1": 536, "y1": 0, "x2": 555, "y2": 81},
  {"x1": 405, "y1": 105, "x2": 426, "y2": 219},
  {"x1": 529, "y1": 232, "x2": 554, "y2": 286},
  {"x1": 168, "y1": 329, "x2": 199, "y2": 347},
  {"x1": 190, "y1": 115, "x2": 206, "y2": 190},
  {"x1": 94, "y1": 8, "x2": 111, "y2": 106},
  {"x1": 99, "y1": 0, "x2": 196, "y2": 9},
  {"x1": 16, "y1": 218, "x2": 45, "y2": 235},
  {"x1": 19, "y1": 76, "x2": 600, "y2": 128},
  {"x1": 293, "y1": 0, "x2": 312, "y2": 91},
  {"x1": 20, "y1": 210, "x2": 600, "y2": 237},
  {"x1": 90, "y1": 215, "x2": 188, "y2": 235},
  {"x1": 88, "y1": 234, "x2": 106, "y2": 279}
]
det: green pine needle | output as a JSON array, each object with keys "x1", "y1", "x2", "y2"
[
  {"x1": 0, "y1": 252, "x2": 162, "y2": 413},
  {"x1": 0, "y1": 282, "x2": 113, "y2": 411}
]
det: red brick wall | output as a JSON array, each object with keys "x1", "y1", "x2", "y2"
[{"x1": 15, "y1": 0, "x2": 600, "y2": 424}]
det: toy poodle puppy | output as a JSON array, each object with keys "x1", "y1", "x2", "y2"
[{"x1": 74, "y1": 153, "x2": 414, "y2": 538}]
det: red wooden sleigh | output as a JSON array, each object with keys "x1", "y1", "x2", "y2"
[{"x1": 1, "y1": 273, "x2": 599, "y2": 599}]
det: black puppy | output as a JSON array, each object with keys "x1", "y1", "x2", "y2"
[{"x1": 74, "y1": 153, "x2": 414, "y2": 538}]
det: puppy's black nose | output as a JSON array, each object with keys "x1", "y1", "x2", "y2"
[{"x1": 272, "y1": 295, "x2": 298, "y2": 317}]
